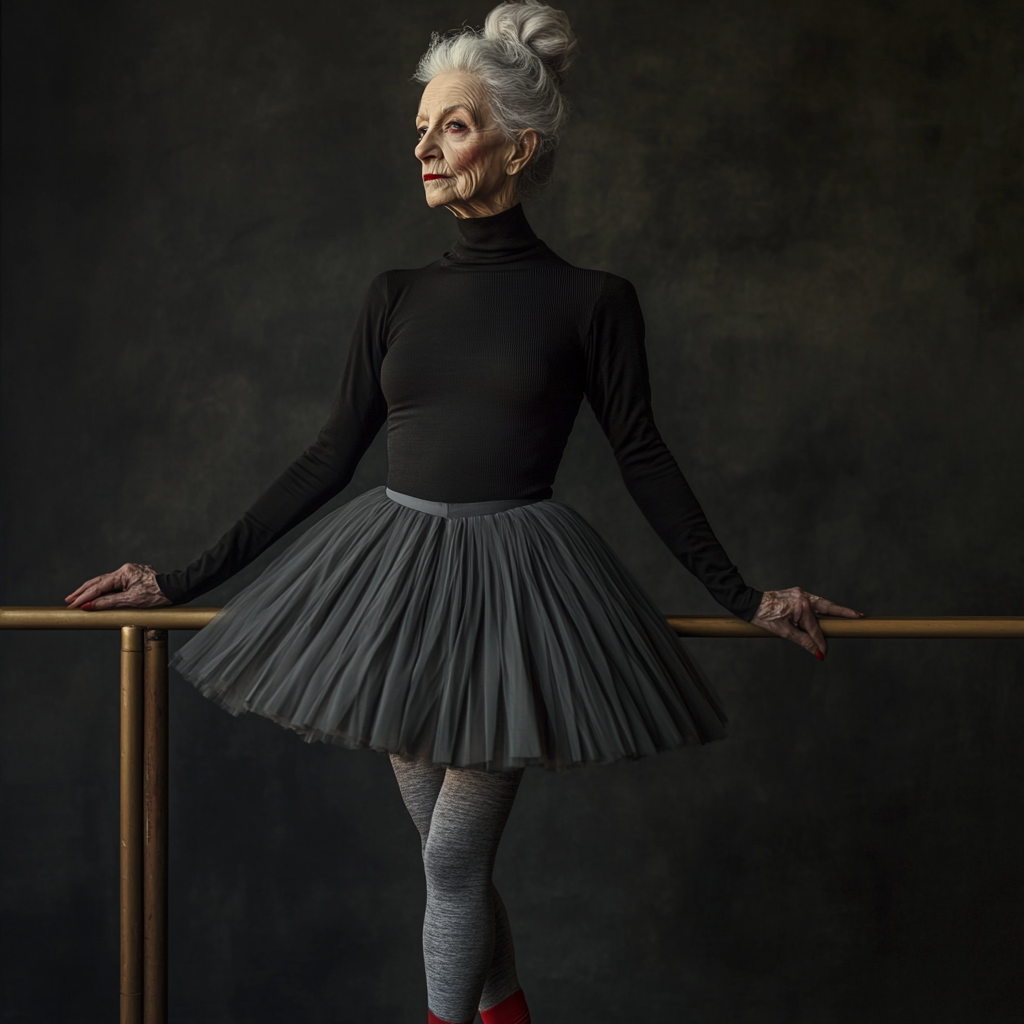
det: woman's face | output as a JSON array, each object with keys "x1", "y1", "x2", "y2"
[{"x1": 415, "y1": 72, "x2": 536, "y2": 219}]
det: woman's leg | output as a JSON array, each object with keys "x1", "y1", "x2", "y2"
[
  {"x1": 391, "y1": 754, "x2": 446, "y2": 854},
  {"x1": 423, "y1": 765, "x2": 524, "y2": 1023},
  {"x1": 479, "y1": 888, "x2": 520, "y2": 1011},
  {"x1": 391, "y1": 756, "x2": 525, "y2": 1024}
]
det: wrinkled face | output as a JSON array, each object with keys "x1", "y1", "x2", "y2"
[{"x1": 415, "y1": 71, "x2": 523, "y2": 218}]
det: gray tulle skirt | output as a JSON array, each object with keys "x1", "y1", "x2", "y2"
[{"x1": 171, "y1": 486, "x2": 728, "y2": 770}]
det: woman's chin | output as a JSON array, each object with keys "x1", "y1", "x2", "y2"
[{"x1": 422, "y1": 184, "x2": 455, "y2": 208}]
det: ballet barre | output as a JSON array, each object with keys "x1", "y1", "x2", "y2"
[
  {"x1": 1, "y1": 607, "x2": 1021, "y2": 1024},
  {"x1": 4, "y1": 607, "x2": 1023, "y2": 636}
]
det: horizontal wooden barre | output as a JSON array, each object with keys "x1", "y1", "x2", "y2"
[
  {"x1": 0, "y1": 607, "x2": 221, "y2": 630},
  {"x1": 666, "y1": 616, "x2": 1023, "y2": 639},
  {"x1": 1, "y1": 607, "x2": 1021, "y2": 638}
]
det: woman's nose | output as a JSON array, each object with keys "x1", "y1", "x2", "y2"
[{"x1": 415, "y1": 128, "x2": 440, "y2": 162}]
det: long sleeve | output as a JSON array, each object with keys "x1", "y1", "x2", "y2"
[
  {"x1": 156, "y1": 274, "x2": 391, "y2": 604},
  {"x1": 582, "y1": 273, "x2": 762, "y2": 620}
]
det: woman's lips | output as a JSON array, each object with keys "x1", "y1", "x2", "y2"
[{"x1": 423, "y1": 174, "x2": 450, "y2": 181}]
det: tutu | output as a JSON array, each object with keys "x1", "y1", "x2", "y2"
[{"x1": 171, "y1": 486, "x2": 728, "y2": 770}]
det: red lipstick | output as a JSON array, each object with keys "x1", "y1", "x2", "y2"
[{"x1": 423, "y1": 174, "x2": 449, "y2": 181}]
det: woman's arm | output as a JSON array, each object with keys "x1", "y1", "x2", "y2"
[
  {"x1": 66, "y1": 274, "x2": 391, "y2": 609},
  {"x1": 582, "y1": 272, "x2": 762, "y2": 620},
  {"x1": 582, "y1": 273, "x2": 864, "y2": 654}
]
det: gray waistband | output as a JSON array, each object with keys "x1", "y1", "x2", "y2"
[{"x1": 385, "y1": 487, "x2": 542, "y2": 519}]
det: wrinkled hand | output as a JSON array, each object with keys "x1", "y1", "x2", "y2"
[
  {"x1": 751, "y1": 587, "x2": 863, "y2": 660},
  {"x1": 65, "y1": 562, "x2": 171, "y2": 611}
]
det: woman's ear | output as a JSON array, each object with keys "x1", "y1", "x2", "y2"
[{"x1": 506, "y1": 129, "x2": 540, "y2": 176}]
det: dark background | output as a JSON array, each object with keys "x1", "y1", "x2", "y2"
[{"x1": 2, "y1": 0, "x2": 1022, "y2": 1021}]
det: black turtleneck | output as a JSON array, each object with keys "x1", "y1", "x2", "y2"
[{"x1": 156, "y1": 205, "x2": 762, "y2": 619}]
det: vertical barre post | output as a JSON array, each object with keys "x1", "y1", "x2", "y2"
[
  {"x1": 120, "y1": 627, "x2": 144, "y2": 1024},
  {"x1": 144, "y1": 630, "x2": 169, "y2": 1024}
]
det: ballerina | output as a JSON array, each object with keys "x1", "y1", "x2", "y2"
[{"x1": 67, "y1": 3, "x2": 861, "y2": 1021}]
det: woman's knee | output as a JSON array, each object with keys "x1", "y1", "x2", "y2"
[{"x1": 422, "y1": 832, "x2": 492, "y2": 897}]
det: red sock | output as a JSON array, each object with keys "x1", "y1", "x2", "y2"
[
  {"x1": 427, "y1": 1011, "x2": 472, "y2": 1024},
  {"x1": 480, "y1": 989, "x2": 531, "y2": 1024}
]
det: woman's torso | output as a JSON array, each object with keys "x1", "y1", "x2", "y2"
[{"x1": 380, "y1": 255, "x2": 605, "y2": 503}]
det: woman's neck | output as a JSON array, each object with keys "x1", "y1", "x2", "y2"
[{"x1": 449, "y1": 203, "x2": 542, "y2": 261}]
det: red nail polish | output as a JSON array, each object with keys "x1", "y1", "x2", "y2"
[
  {"x1": 82, "y1": 602, "x2": 94, "y2": 611},
  {"x1": 815, "y1": 650, "x2": 825, "y2": 662}
]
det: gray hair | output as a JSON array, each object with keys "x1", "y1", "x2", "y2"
[{"x1": 414, "y1": 1, "x2": 577, "y2": 199}]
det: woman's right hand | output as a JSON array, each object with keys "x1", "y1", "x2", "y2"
[{"x1": 65, "y1": 562, "x2": 172, "y2": 611}]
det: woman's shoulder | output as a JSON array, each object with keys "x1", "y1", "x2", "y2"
[
  {"x1": 358, "y1": 262, "x2": 447, "y2": 302},
  {"x1": 367, "y1": 261, "x2": 444, "y2": 285},
  {"x1": 554, "y1": 262, "x2": 640, "y2": 312},
  {"x1": 545, "y1": 254, "x2": 636, "y2": 295}
]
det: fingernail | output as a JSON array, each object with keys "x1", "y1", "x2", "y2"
[
  {"x1": 815, "y1": 650, "x2": 825, "y2": 662},
  {"x1": 82, "y1": 602, "x2": 94, "y2": 611}
]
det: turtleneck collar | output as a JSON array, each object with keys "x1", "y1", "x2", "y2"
[{"x1": 446, "y1": 203, "x2": 548, "y2": 264}]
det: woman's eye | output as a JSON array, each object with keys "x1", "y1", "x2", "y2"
[{"x1": 415, "y1": 119, "x2": 467, "y2": 139}]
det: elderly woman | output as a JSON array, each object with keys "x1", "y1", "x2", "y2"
[{"x1": 68, "y1": 2, "x2": 860, "y2": 1022}]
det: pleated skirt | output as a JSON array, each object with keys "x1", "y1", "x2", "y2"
[{"x1": 171, "y1": 486, "x2": 728, "y2": 770}]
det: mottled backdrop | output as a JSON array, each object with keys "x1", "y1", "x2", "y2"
[{"x1": 2, "y1": 0, "x2": 1022, "y2": 1021}]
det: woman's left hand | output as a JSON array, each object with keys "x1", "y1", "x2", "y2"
[{"x1": 751, "y1": 587, "x2": 863, "y2": 660}]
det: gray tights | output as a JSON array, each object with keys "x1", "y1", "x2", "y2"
[{"x1": 390, "y1": 755, "x2": 524, "y2": 1023}]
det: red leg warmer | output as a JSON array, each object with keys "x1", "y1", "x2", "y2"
[
  {"x1": 480, "y1": 988, "x2": 531, "y2": 1024},
  {"x1": 427, "y1": 1011, "x2": 472, "y2": 1024}
]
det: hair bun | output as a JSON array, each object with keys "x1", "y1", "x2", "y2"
[{"x1": 483, "y1": 1, "x2": 577, "y2": 84}]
